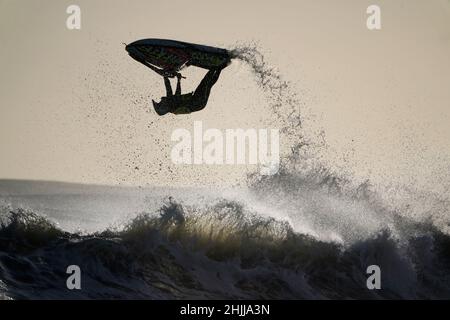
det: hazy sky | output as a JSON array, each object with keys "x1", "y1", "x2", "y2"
[{"x1": 1, "y1": 0, "x2": 449, "y2": 188}]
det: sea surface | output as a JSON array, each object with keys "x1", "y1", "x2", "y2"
[{"x1": 1, "y1": 177, "x2": 449, "y2": 300}]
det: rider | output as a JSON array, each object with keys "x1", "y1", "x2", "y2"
[{"x1": 152, "y1": 67, "x2": 223, "y2": 116}]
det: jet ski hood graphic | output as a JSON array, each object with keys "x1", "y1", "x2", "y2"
[{"x1": 125, "y1": 38, "x2": 231, "y2": 76}]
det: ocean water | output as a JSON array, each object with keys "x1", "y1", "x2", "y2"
[{"x1": 0, "y1": 176, "x2": 449, "y2": 300}]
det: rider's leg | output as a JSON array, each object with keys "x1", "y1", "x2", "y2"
[
  {"x1": 164, "y1": 77, "x2": 173, "y2": 97},
  {"x1": 209, "y1": 68, "x2": 222, "y2": 86},
  {"x1": 175, "y1": 75, "x2": 182, "y2": 96},
  {"x1": 193, "y1": 69, "x2": 222, "y2": 103}
]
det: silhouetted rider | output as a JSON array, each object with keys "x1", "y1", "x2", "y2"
[{"x1": 152, "y1": 67, "x2": 223, "y2": 116}]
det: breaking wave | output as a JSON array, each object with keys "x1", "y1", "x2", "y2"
[{"x1": 1, "y1": 197, "x2": 450, "y2": 300}]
